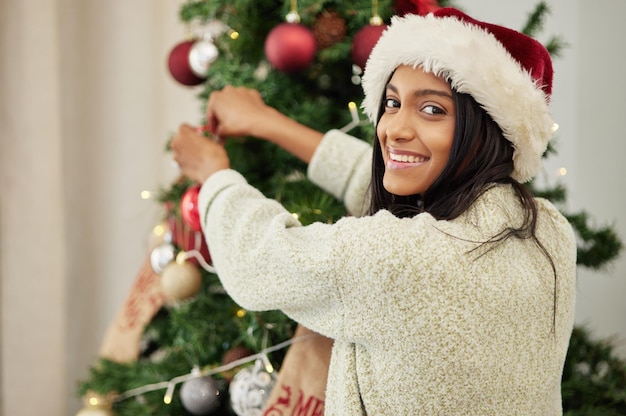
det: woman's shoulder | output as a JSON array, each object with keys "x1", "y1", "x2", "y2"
[{"x1": 470, "y1": 184, "x2": 575, "y2": 244}]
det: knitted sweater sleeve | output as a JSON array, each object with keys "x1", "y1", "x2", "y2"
[
  {"x1": 197, "y1": 167, "x2": 454, "y2": 340},
  {"x1": 197, "y1": 169, "x2": 345, "y2": 335},
  {"x1": 308, "y1": 129, "x2": 372, "y2": 216}
]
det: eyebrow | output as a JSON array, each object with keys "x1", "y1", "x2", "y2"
[{"x1": 386, "y1": 83, "x2": 453, "y2": 100}]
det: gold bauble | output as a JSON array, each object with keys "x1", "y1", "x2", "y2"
[{"x1": 160, "y1": 259, "x2": 202, "y2": 302}]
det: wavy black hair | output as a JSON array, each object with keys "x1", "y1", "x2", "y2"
[{"x1": 367, "y1": 88, "x2": 557, "y2": 326}]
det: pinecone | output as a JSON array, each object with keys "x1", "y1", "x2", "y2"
[{"x1": 313, "y1": 11, "x2": 347, "y2": 49}]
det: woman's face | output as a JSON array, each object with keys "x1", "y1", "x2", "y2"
[{"x1": 376, "y1": 65, "x2": 456, "y2": 196}]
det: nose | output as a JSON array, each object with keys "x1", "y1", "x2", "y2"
[{"x1": 384, "y1": 110, "x2": 415, "y2": 143}]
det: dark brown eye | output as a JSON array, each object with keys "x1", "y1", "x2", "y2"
[
  {"x1": 423, "y1": 105, "x2": 445, "y2": 115},
  {"x1": 384, "y1": 98, "x2": 400, "y2": 108}
]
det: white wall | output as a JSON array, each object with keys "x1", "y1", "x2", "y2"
[
  {"x1": 1, "y1": 0, "x2": 624, "y2": 415},
  {"x1": 0, "y1": 1, "x2": 199, "y2": 414}
]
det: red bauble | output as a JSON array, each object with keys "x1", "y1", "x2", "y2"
[
  {"x1": 351, "y1": 24, "x2": 387, "y2": 70},
  {"x1": 167, "y1": 214, "x2": 212, "y2": 267},
  {"x1": 265, "y1": 23, "x2": 317, "y2": 73},
  {"x1": 180, "y1": 184, "x2": 202, "y2": 232},
  {"x1": 167, "y1": 40, "x2": 205, "y2": 86},
  {"x1": 167, "y1": 188, "x2": 211, "y2": 268},
  {"x1": 394, "y1": 0, "x2": 441, "y2": 16}
]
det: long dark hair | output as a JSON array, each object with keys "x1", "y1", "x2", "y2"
[
  {"x1": 369, "y1": 89, "x2": 523, "y2": 219},
  {"x1": 368, "y1": 89, "x2": 557, "y2": 310}
]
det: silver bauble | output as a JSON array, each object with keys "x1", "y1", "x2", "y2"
[
  {"x1": 180, "y1": 376, "x2": 221, "y2": 415},
  {"x1": 150, "y1": 242, "x2": 176, "y2": 274},
  {"x1": 188, "y1": 39, "x2": 219, "y2": 77},
  {"x1": 229, "y1": 359, "x2": 277, "y2": 416}
]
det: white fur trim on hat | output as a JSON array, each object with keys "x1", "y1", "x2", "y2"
[{"x1": 361, "y1": 13, "x2": 554, "y2": 183}]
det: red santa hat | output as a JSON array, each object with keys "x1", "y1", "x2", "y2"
[{"x1": 361, "y1": 8, "x2": 555, "y2": 183}]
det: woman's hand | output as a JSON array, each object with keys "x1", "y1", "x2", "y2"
[
  {"x1": 205, "y1": 85, "x2": 324, "y2": 163},
  {"x1": 206, "y1": 86, "x2": 274, "y2": 138},
  {"x1": 170, "y1": 123, "x2": 230, "y2": 183}
]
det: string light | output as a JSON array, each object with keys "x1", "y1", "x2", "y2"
[
  {"x1": 340, "y1": 101, "x2": 365, "y2": 133},
  {"x1": 153, "y1": 223, "x2": 166, "y2": 238},
  {"x1": 163, "y1": 383, "x2": 176, "y2": 404},
  {"x1": 112, "y1": 333, "x2": 320, "y2": 405},
  {"x1": 141, "y1": 190, "x2": 152, "y2": 200}
]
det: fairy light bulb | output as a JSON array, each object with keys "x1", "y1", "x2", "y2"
[
  {"x1": 286, "y1": 0, "x2": 300, "y2": 23},
  {"x1": 370, "y1": 0, "x2": 383, "y2": 25}
]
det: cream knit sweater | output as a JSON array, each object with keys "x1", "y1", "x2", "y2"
[{"x1": 198, "y1": 130, "x2": 577, "y2": 415}]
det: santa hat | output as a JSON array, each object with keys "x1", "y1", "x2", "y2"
[{"x1": 361, "y1": 8, "x2": 555, "y2": 183}]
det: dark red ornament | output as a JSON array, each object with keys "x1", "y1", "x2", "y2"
[
  {"x1": 180, "y1": 184, "x2": 202, "y2": 232},
  {"x1": 167, "y1": 40, "x2": 205, "y2": 86},
  {"x1": 351, "y1": 24, "x2": 387, "y2": 70},
  {"x1": 265, "y1": 23, "x2": 317, "y2": 73},
  {"x1": 167, "y1": 213, "x2": 211, "y2": 268},
  {"x1": 221, "y1": 345, "x2": 254, "y2": 382},
  {"x1": 394, "y1": 0, "x2": 441, "y2": 16}
]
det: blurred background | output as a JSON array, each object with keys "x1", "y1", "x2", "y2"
[{"x1": 1, "y1": 0, "x2": 624, "y2": 414}]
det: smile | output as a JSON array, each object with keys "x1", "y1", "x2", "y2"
[{"x1": 389, "y1": 152, "x2": 429, "y2": 163}]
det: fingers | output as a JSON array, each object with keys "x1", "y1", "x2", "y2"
[
  {"x1": 170, "y1": 122, "x2": 230, "y2": 183},
  {"x1": 205, "y1": 86, "x2": 268, "y2": 138},
  {"x1": 205, "y1": 92, "x2": 220, "y2": 134}
]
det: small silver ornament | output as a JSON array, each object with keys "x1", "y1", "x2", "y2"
[
  {"x1": 188, "y1": 39, "x2": 219, "y2": 78},
  {"x1": 229, "y1": 359, "x2": 277, "y2": 416},
  {"x1": 180, "y1": 375, "x2": 221, "y2": 415},
  {"x1": 150, "y1": 242, "x2": 176, "y2": 274}
]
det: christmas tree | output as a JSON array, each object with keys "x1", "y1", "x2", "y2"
[{"x1": 77, "y1": 1, "x2": 624, "y2": 415}]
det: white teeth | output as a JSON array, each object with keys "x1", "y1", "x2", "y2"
[{"x1": 390, "y1": 153, "x2": 425, "y2": 163}]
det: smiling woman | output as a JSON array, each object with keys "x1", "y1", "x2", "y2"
[
  {"x1": 170, "y1": 7, "x2": 576, "y2": 415},
  {"x1": 376, "y1": 66, "x2": 456, "y2": 197}
]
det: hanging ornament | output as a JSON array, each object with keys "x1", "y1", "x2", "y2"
[
  {"x1": 313, "y1": 10, "x2": 347, "y2": 49},
  {"x1": 394, "y1": 0, "x2": 441, "y2": 16},
  {"x1": 75, "y1": 392, "x2": 115, "y2": 416},
  {"x1": 150, "y1": 241, "x2": 177, "y2": 274},
  {"x1": 351, "y1": 0, "x2": 387, "y2": 70},
  {"x1": 181, "y1": 183, "x2": 203, "y2": 232},
  {"x1": 188, "y1": 38, "x2": 219, "y2": 78},
  {"x1": 221, "y1": 345, "x2": 254, "y2": 382},
  {"x1": 265, "y1": 1, "x2": 317, "y2": 73},
  {"x1": 229, "y1": 358, "x2": 277, "y2": 416},
  {"x1": 167, "y1": 39, "x2": 206, "y2": 86},
  {"x1": 160, "y1": 253, "x2": 202, "y2": 302},
  {"x1": 223, "y1": 345, "x2": 254, "y2": 366},
  {"x1": 167, "y1": 208, "x2": 211, "y2": 269},
  {"x1": 180, "y1": 372, "x2": 221, "y2": 415},
  {"x1": 167, "y1": 19, "x2": 229, "y2": 86}
]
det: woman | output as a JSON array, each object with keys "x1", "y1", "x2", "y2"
[{"x1": 171, "y1": 8, "x2": 576, "y2": 415}]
